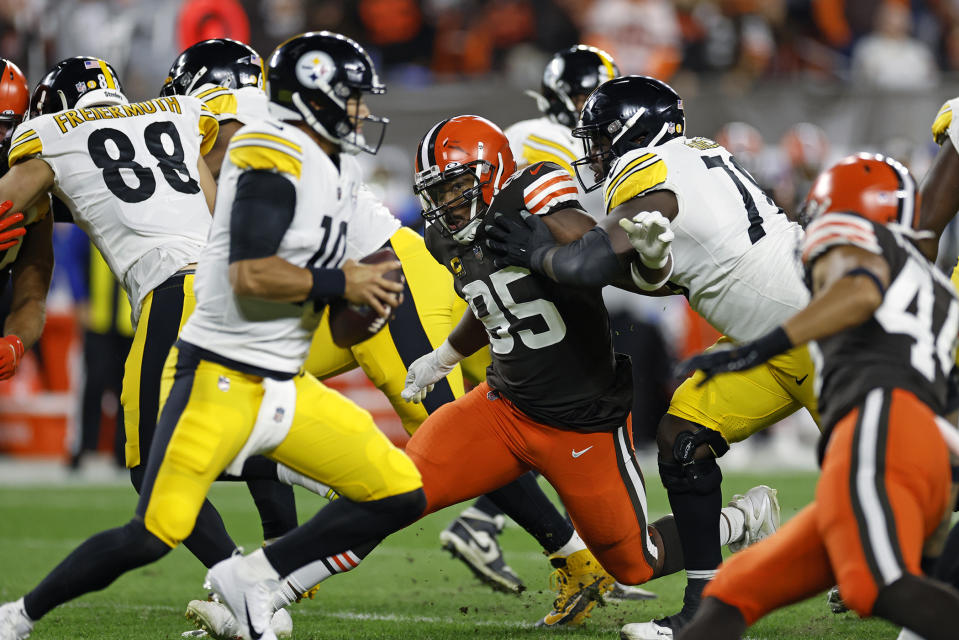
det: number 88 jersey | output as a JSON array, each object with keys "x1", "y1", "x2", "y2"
[
  {"x1": 425, "y1": 161, "x2": 633, "y2": 433},
  {"x1": 8, "y1": 95, "x2": 218, "y2": 322},
  {"x1": 803, "y1": 213, "x2": 959, "y2": 430}
]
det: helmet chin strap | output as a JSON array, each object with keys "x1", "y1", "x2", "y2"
[{"x1": 184, "y1": 66, "x2": 209, "y2": 95}]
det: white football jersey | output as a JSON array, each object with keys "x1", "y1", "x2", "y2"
[
  {"x1": 604, "y1": 136, "x2": 809, "y2": 342},
  {"x1": 179, "y1": 118, "x2": 385, "y2": 375},
  {"x1": 504, "y1": 116, "x2": 604, "y2": 219},
  {"x1": 8, "y1": 95, "x2": 218, "y2": 322},
  {"x1": 193, "y1": 82, "x2": 400, "y2": 260}
]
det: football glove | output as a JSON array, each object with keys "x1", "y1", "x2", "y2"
[
  {"x1": 402, "y1": 339, "x2": 464, "y2": 404},
  {"x1": 483, "y1": 211, "x2": 555, "y2": 270},
  {"x1": 618, "y1": 210, "x2": 674, "y2": 269},
  {"x1": 0, "y1": 334, "x2": 25, "y2": 380},
  {"x1": 675, "y1": 327, "x2": 793, "y2": 385},
  {"x1": 0, "y1": 200, "x2": 26, "y2": 251}
]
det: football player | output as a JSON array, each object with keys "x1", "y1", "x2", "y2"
[
  {"x1": 0, "y1": 32, "x2": 427, "y2": 640},
  {"x1": 484, "y1": 75, "x2": 800, "y2": 639},
  {"x1": 161, "y1": 38, "x2": 592, "y2": 609},
  {"x1": 0, "y1": 58, "x2": 52, "y2": 382},
  {"x1": 674, "y1": 153, "x2": 959, "y2": 640}
]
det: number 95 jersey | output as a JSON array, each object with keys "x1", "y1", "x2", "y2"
[
  {"x1": 8, "y1": 95, "x2": 218, "y2": 322},
  {"x1": 425, "y1": 162, "x2": 633, "y2": 433}
]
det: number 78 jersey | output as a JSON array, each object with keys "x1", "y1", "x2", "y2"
[
  {"x1": 604, "y1": 136, "x2": 808, "y2": 343},
  {"x1": 8, "y1": 95, "x2": 218, "y2": 322}
]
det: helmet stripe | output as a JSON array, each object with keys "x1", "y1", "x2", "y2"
[
  {"x1": 97, "y1": 60, "x2": 116, "y2": 89},
  {"x1": 599, "y1": 55, "x2": 616, "y2": 82},
  {"x1": 421, "y1": 118, "x2": 446, "y2": 169},
  {"x1": 885, "y1": 157, "x2": 916, "y2": 228}
]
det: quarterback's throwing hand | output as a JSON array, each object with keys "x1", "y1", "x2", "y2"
[
  {"x1": 483, "y1": 211, "x2": 555, "y2": 270},
  {"x1": 342, "y1": 258, "x2": 405, "y2": 318},
  {"x1": 618, "y1": 210, "x2": 674, "y2": 269}
]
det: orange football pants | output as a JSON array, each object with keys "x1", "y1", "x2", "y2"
[
  {"x1": 705, "y1": 388, "x2": 952, "y2": 623},
  {"x1": 405, "y1": 382, "x2": 659, "y2": 585}
]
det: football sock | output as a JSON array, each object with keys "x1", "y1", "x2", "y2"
[
  {"x1": 665, "y1": 481, "x2": 724, "y2": 582},
  {"x1": 246, "y1": 478, "x2": 298, "y2": 541},
  {"x1": 675, "y1": 596, "x2": 746, "y2": 640},
  {"x1": 934, "y1": 520, "x2": 959, "y2": 588},
  {"x1": 873, "y1": 574, "x2": 959, "y2": 640},
  {"x1": 469, "y1": 495, "x2": 506, "y2": 520},
  {"x1": 552, "y1": 530, "x2": 586, "y2": 557},
  {"x1": 23, "y1": 519, "x2": 171, "y2": 620},
  {"x1": 262, "y1": 488, "x2": 425, "y2": 577},
  {"x1": 273, "y1": 539, "x2": 379, "y2": 609},
  {"x1": 485, "y1": 472, "x2": 575, "y2": 554},
  {"x1": 719, "y1": 505, "x2": 746, "y2": 546}
]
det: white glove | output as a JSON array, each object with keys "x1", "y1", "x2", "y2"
[
  {"x1": 618, "y1": 210, "x2": 674, "y2": 269},
  {"x1": 401, "y1": 339, "x2": 464, "y2": 403}
]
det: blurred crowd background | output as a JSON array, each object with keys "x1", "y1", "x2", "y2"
[{"x1": 1, "y1": 0, "x2": 958, "y2": 473}]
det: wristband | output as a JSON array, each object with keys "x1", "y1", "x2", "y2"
[
  {"x1": 435, "y1": 338, "x2": 465, "y2": 368},
  {"x1": 629, "y1": 254, "x2": 673, "y2": 291},
  {"x1": 753, "y1": 326, "x2": 794, "y2": 361},
  {"x1": 307, "y1": 267, "x2": 346, "y2": 302}
]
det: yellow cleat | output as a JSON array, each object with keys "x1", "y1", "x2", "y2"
[{"x1": 535, "y1": 548, "x2": 615, "y2": 627}]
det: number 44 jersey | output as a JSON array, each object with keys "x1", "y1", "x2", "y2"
[
  {"x1": 802, "y1": 214, "x2": 959, "y2": 432},
  {"x1": 425, "y1": 161, "x2": 633, "y2": 433},
  {"x1": 8, "y1": 95, "x2": 218, "y2": 322}
]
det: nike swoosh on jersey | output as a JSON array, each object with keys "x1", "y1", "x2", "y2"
[
  {"x1": 794, "y1": 374, "x2": 808, "y2": 386},
  {"x1": 571, "y1": 446, "x2": 594, "y2": 458},
  {"x1": 529, "y1": 162, "x2": 545, "y2": 175}
]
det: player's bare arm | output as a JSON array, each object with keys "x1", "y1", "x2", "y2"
[
  {"x1": 781, "y1": 244, "x2": 889, "y2": 345},
  {"x1": 4, "y1": 213, "x2": 53, "y2": 351},
  {"x1": 918, "y1": 137, "x2": 959, "y2": 260},
  {"x1": 197, "y1": 154, "x2": 217, "y2": 214},
  {"x1": 0, "y1": 158, "x2": 55, "y2": 215}
]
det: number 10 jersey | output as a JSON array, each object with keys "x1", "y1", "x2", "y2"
[{"x1": 8, "y1": 95, "x2": 218, "y2": 322}]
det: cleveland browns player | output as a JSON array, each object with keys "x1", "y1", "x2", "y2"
[
  {"x1": 0, "y1": 32, "x2": 424, "y2": 640},
  {"x1": 675, "y1": 153, "x2": 959, "y2": 640},
  {"x1": 485, "y1": 75, "x2": 796, "y2": 639},
  {"x1": 0, "y1": 58, "x2": 51, "y2": 383}
]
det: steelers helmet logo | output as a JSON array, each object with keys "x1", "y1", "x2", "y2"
[{"x1": 295, "y1": 50, "x2": 336, "y2": 89}]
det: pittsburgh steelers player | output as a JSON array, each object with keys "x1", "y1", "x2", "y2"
[
  {"x1": 159, "y1": 38, "x2": 610, "y2": 620},
  {"x1": 0, "y1": 58, "x2": 52, "y2": 383},
  {"x1": 0, "y1": 32, "x2": 427, "y2": 640},
  {"x1": 675, "y1": 153, "x2": 959, "y2": 640},
  {"x1": 484, "y1": 76, "x2": 799, "y2": 639}
]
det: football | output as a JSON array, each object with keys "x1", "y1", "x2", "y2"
[{"x1": 328, "y1": 247, "x2": 405, "y2": 348}]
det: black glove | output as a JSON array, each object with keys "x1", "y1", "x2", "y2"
[
  {"x1": 675, "y1": 327, "x2": 794, "y2": 385},
  {"x1": 483, "y1": 211, "x2": 555, "y2": 270}
]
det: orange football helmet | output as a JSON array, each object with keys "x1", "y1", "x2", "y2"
[
  {"x1": 0, "y1": 59, "x2": 28, "y2": 156},
  {"x1": 801, "y1": 152, "x2": 919, "y2": 229},
  {"x1": 413, "y1": 115, "x2": 516, "y2": 243}
]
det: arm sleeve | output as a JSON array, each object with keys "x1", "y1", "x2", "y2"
[
  {"x1": 533, "y1": 226, "x2": 624, "y2": 287},
  {"x1": 229, "y1": 170, "x2": 297, "y2": 263}
]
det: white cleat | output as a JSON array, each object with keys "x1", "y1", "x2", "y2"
[
  {"x1": 727, "y1": 484, "x2": 780, "y2": 553},
  {"x1": 620, "y1": 618, "x2": 675, "y2": 639},
  {"x1": 0, "y1": 599, "x2": 33, "y2": 640},
  {"x1": 895, "y1": 628, "x2": 926, "y2": 640},
  {"x1": 204, "y1": 551, "x2": 282, "y2": 640},
  {"x1": 184, "y1": 600, "x2": 292, "y2": 640}
]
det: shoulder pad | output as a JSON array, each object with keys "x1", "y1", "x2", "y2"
[
  {"x1": 228, "y1": 124, "x2": 304, "y2": 179},
  {"x1": 514, "y1": 162, "x2": 579, "y2": 215},
  {"x1": 604, "y1": 148, "x2": 667, "y2": 214},
  {"x1": 8, "y1": 122, "x2": 43, "y2": 168},
  {"x1": 191, "y1": 84, "x2": 240, "y2": 122},
  {"x1": 801, "y1": 212, "x2": 882, "y2": 265}
]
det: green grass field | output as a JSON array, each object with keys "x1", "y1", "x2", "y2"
[{"x1": 0, "y1": 470, "x2": 902, "y2": 640}]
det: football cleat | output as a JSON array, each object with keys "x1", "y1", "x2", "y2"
[
  {"x1": 536, "y1": 548, "x2": 615, "y2": 627},
  {"x1": 608, "y1": 581, "x2": 658, "y2": 601},
  {"x1": 440, "y1": 510, "x2": 525, "y2": 594},
  {"x1": 204, "y1": 551, "x2": 282, "y2": 640},
  {"x1": 0, "y1": 599, "x2": 32, "y2": 640},
  {"x1": 896, "y1": 628, "x2": 925, "y2": 640},
  {"x1": 727, "y1": 485, "x2": 780, "y2": 553},
  {"x1": 184, "y1": 599, "x2": 293, "y2": 640},
  {"x1": 620, "y1": 617, "x2": 676, "y2": 639},
  {"x1": 826, "y1": 586, "x2": 849, "y2": 614}
]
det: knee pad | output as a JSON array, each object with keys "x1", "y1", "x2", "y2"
[
  {"x1": 659, "y1": 458, "x2": 723, "y2": 495},
  {"x1": 673, "y1": 426, "x2": 730, "y2": 463}
]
